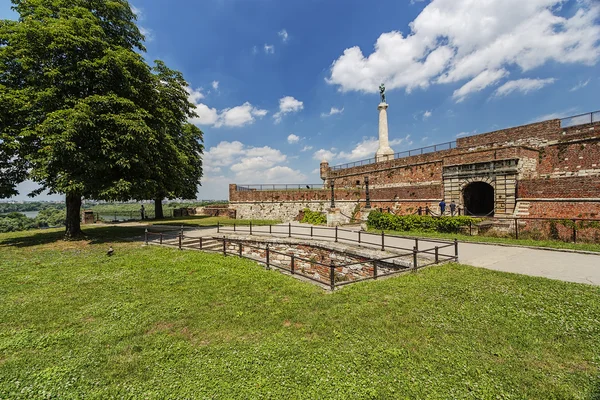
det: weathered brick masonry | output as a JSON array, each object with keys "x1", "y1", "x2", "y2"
[{"x1": 230, "y1": 114, "x2": 600, "y2": 221}]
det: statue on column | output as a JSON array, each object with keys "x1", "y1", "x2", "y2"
[{"x1": 379, "y1": 83, "x2": 386, "y2": 103}]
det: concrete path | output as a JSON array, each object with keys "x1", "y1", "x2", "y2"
[{"x1": 147, "y1": 222, "x2": 600, "y2": 286}]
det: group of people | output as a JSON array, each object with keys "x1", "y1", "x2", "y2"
[{"x1": 438, "y1": 200, "x2": 458, "y2": 216}]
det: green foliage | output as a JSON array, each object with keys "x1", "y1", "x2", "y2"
[
  {"x1": 367, "y1": 210, "x2": 479, "y2": 233},
  {"x1": 301, "y1": 208, "x2": 327, "y2": 225},
  {"x1": 0, "y1": 202, "x2": 65, "y2": 213},
  {"x1": 34, "y1": 208, "x2": 66, "y2": 227},
  {"x1": 0, "y1": 227, "x2": 599, "y2": 398},
  {"x1": 0, "y1": 212, "x2": 35, "y2": 232}
]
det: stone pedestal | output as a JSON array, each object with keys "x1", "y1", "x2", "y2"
[
  {"x1": 376, "y1": 103, "x2": 394, "y2": 162},
  {"x1": 360, "y1": 207, "x2": 373, "y2": 231},
  {"x1": 327, "y1": 208, "x2": 347, "y2": 227}
]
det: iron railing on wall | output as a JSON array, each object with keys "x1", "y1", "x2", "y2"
[
  {"x1": 236, "y1": 184, "x2": 326, "y2": 191},
  {"x1": 144, "y1": 224, "x2": 458, "y2": 290},
  {"x1": 330, "y1": 141, "x2": 456, "y2": 171},
  {"x1": 560, "y1": 110, "x2": 600, "y2": 128}
]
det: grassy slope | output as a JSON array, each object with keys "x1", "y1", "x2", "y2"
[
  {"x1": 1, "y1": 227, "x2": 599, "y2": 399},
  {"x1": 371, "y1": 229, "x2": 600, "y2": 253}
]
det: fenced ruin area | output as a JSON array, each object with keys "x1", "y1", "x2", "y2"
[{"x1": 144, "y1": 224, "x2": 458, "y2": 290}]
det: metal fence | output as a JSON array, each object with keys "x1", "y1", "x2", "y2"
[
  {"x1": 144, "y1": 224, "x2": 458, "y2": 290},
  {"x1": 560, "y1": 110, "x2": 600, "y2": 128},
  {"x1": 330, "y1": 141, "x2": 456, "y2": 171},
  {"x1": 236, "y1": 184, "x2": 326, "y2": 191}
]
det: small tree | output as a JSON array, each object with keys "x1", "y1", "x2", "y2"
[{"x1": 0, "y1": 0, "x2": 158, "y2": 237}]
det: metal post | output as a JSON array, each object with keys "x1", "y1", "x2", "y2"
[
  {"x1": 435, "y1": 246, "x2": 439, "y2": 264},
  {"x1": 250, "y1": 221, "x2": 253, "y2": 236},
  {"x1": 178, "y1": 233, "x2": 182, "y2": 250},
  {"x1": 239, "y1": 242, "x2": 242, "y2": 257},
  {"x1": 330, "y1": 262, "x2": 335, "y2": 291},
  {"x1": 310, "y1": 226, "x2": 313, "y2": 237},
  {"x1": 469, "y1": 220, "x2": 472, "y2": 236},
  {"x1": 415, "y1": 238, "x2": 419, "y2": 251},
  {"x1": 269, "y1": 224, "x2": 272, "y2": 234},
  {"x1": 572, "y1": 220, "x2": 577, "y2": 243},
  {"x1": 381, "y1": 231, "x2": 385, "y2": 251},
  {"x1": 454, "y1": 239, "x2": 459, "y2": 262},
  {"x1": 291, "y1": 255, "x2": 295, "y2": 275},
  {"x1": 373, "y1": 261, "x2": 378, "y2": 279},
  {"x1": 266, "y1": 245, "x2": 270, "y2": 269},
  {"x1": 413, "y1": 246, "x2": 418, "y2": 271},
  {"x1": 514, "y1": 218, "x2": 518, "y2": 239},
  {"x1": 144, "y1": 229, "x2": 148, "y2": 245},
  {"x1": 358, "y1": 230, "x2": 361, "y2": 244},
  {"x1": 160, "y1": 233, "x2": 163, "y2": 245},
  {"x1": 289, "y1": 223, "x2": 291, "y2": 238},
  {"x1": 365, "y1": 176, "x2": 371, "y2": 209},
  {"x1": 330, "y1": 180, "x2": 335, "y2": 209},
  {"x1": 335, "y1": 226, "x2": 338, "y2": 242},
  {"x1": 199, "y1": 237, "x2": 203, "y2": 250},
  {"x1": 217, "y1": 221, "x2": 220, "y2": 233}
]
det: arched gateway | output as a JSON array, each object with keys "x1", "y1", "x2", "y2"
[{"x1": 463, "y1": 181, "x2": 495, "y2": 216}]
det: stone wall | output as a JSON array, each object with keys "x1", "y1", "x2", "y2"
[
  {"x1": 518, "y1": 176, "x2": 600, "y2": 199},
  {"x1": 537, "y1": 140, "x2": 600, "y2": 178},
  {"x1": 456, "y1": 120, "x2": 561, "y2": 149},
  {"x1": 230, "y1": 200, "x2": 357, "y2": 222}
]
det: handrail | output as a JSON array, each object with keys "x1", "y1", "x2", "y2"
[
  {"x1": 330, "y1": 141, "x2": 456, "y2": 171},
  {"x1": 560, "y1": 110, "x2": 600, "y2": 128},
  {"x1": 236, "y1": 184, "x2": 326, "y2": 191}
]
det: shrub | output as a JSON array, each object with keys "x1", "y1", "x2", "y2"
[
  {"x1": 367, "y1": 210, "x2": 479, "y2": 233},
  {"x1": 301, "y1": 208, "x2": 327, "y2": 225}
]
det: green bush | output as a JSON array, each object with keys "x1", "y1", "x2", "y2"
[
  {"x1": 0, "y1": 213, "x2": 36, "y2": 233},
  {"x1": 301, "y1": 208, "x2": 327, "y2": 225},
  {"x1": 34, "y1": 208, "x2": 66, "y2": 227},
  {"x1": 367, "y1": 210, "x2": 479, "y2": 233}
]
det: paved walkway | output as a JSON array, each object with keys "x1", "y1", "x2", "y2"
[{"x1": 146, "y1": 222, "x2": 600, "y2": 286}]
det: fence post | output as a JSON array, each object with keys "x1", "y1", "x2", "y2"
[
  {"x1": 469, "y1": 220, "x2": 472, "y2": 235},
  {"x1": 454, "y1": 239, "x2": 459, "y2": 262},
  {"x1": 415, "y1": 238, "x2": 419, "y2": 251},
  {"x1": 269, "y1": 224, "x2": 272, "y2": 234},
  {"x1": 239, "y1": 242, "x2": 242, "y2": 257},
  {"x1": 514, "y1": 218, "x2": 519, "y2": 239},
  {"x1": 413, "y1": 246, "x2": 418, "y2": 271},
  {"x1": 217, "y1": 221, "x2": 220, "y2": 233},
  {"x1": 330, "y1": 262, "x2": 335, "y2": 291},
  {"x1": 381, "y1": 231, "x2": 385, "y2": 251},
  {"x1": 289, "y1": 223, "x2": 292, "y2": 238},
  {"x1": 291, "y1": 255, "x2": 295, "y2": 275},
  {"x1": 266, "y1": 245, "x2": 270, "y2": 269},
  {"x1": 160, "y1": 233, "x2": 163, "y2": 245},
  {"x1": 178, "y1": 232, "x2": 182, "y2": 250},
  {"x1": 435, "y1": 246, "x2": 439, "y2": 264},
  {"x1": 223, "y1": 238, "x2": 226, "y2": 256},
  {"x1": 335, "y1": 226, "x2": 338, "y2": 243},
  {"x1": 144, "y1": 229, "x2": 148, "y2": 245},
  {"x1": 250, "y1": 221, "x2": 253, "y2": 236},
  {"x1": 199, "y1": 237, "x2": 203, "y2": 250},
  {"x1": 373, "y1": 261, "x2": 378, "y2": 279},
  {"x1": 572, "y1": 220, "x2": 577, "y2": 243},
  {"x1": 311, "y1": 226, "x2": 313, "y2": 237},
  {"x1": 358, "y1": 230, "x2": 361, "y2": 244}
]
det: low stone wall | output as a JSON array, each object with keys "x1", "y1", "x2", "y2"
[
  {"x1": 195, "y1": 206, "x2": 236, "y2": 218},
  {"x1": 230, "y1": 200, "x2": 359, "y2": 222}
]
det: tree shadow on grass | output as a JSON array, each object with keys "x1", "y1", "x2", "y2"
[{"x1": 0, "y1": 225, "x2": 147, "y2": 248}]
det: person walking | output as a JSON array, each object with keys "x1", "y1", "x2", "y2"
[
  {"x1": 140, "y1": 204, "x2": 145, "y2": 220},
  {"x1": 450, "y1": 200, "x2": 456, "y2": 216},
  {"x1": 438, "y1": 199, "x2": 446, "y2": 216}
]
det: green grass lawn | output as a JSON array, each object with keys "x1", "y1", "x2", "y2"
[
  {"x1": 371, "y1": 228, "x2": 600, "y2": 253},
  {"x1": 1, "y1": 227, "x2": 599, "y2": 399},
  {"x1": 150, "y1": 215, "x2": 281, "y2": 227}
]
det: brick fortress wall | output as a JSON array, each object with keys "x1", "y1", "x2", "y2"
[{"x1": 229, "y1": 117, "x2": 600, "y2": 221}]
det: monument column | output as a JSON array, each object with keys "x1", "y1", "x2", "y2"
[{"x1": 375, "y1": 84, "x2": 394, "y2": 162}]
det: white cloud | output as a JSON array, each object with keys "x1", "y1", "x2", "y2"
[
  {"x1": 570, "y1": 79, "x2": 590, "y2": 91},
  {"x1": 493, "y1": 78, "x2": 556, "y2": 97},
  {"x1": 301, "y1": 145, "x2": 313, "y2": 152},
  {"x1": 186, "y1": 86, "x2": 205, "y2": 103},
  {"x1": 287, "y1": 134, "x2": 300, "y2": 144},
  {"x1": 321, "y1": 107, "x2": 344, "y2": 117},
  {"x1": 264, "y1": 44, "x2": 275, "y2": 54},
  {"x1": 273, "y1": 96, "x2": 304, "y2": 123},
  {"x1": 337, "y1": 135, "x2": 412, "y2": 161},
  {"x1": 190, "y1": 103, "x2": 219, "y2": 126},
  {"x1": 423, "y1": 110, "x2": 432, "y2": 119},
  {"x1": 212, "y1": 81, "x2": 219, "y2": 90},
  {"x1": 452, "y1": 69, "x2": 508, "y2": 102},
  {"x1": 252, "y1": 46, "x2": 259, "y2": 55},
  {"x1": 139, "y1": 26, "x2": 153, "y2": 42},
  {"x1": 131, "y1": 5, "x2": 143, "y2": 19},
  {"x1": 278, "y1": 29, "x2": 289, "y2": 43},
  {"x1": 327, "y1": 0, "x2": 600, "y2": 101},
  {"x1": 313, "y1": 149, "x2": 338, "y2": 162}
]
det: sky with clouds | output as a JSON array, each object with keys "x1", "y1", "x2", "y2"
[{"x1": 3, "y1": 0, "x2": 600, "y2": 201}]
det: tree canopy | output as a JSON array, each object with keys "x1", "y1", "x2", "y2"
[{"x1": 0, "y1": 0, "x2": 203, "y2": 236}]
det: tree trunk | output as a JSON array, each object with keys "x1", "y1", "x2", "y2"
[
  {"x1": 65, "y1": 192, "x2": 84, "y2": 238},
  {"x1": 154, "y1": 198, "x2": 164, "y2": 219}
]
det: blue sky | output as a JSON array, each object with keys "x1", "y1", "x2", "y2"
[{"x1": 4, "y1": 0, "x2": 600, "y2": 201}]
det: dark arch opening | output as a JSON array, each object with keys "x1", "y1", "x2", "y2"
[{"x1": 463, "y1": 182, "x2": 494, "y2": 216}]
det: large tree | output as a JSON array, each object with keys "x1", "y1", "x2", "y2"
[
  {"x1": 0, "y1": 0, "x2": 159, "y2": 237},
  {"x1": 148, "y1": 61, "x2": 204, "y2": 219}
]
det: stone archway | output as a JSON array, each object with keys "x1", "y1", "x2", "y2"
[{"x1": 462, "y1": 181, "x2": 495, "y2": 216}]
